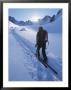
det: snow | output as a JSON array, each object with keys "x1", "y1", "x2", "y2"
[
  {"x1": 9, "y1": 15, "x2": 62, "y2": 81},
  {"x1": 26, "y1": 15, "x2": 62, "y2": 33}
]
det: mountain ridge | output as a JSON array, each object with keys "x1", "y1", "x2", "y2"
[{"x1": 9, "y1": 9, "x2": 62, "y2": 26}]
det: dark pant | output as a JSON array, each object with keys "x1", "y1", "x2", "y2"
[{"x1": 37, "y1": 42, "x2": 47, "y2": 62}]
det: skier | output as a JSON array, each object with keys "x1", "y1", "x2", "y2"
[{"x1": 35, "y1": 26, "x2": 48, "y2": 63}]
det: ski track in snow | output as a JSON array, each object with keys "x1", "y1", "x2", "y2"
[
  {"x1": 9, "y1": 26, "x2": 62, "y2": 81},
  {"x1": 9, "y1": 31, "x2": 38, "y2": 81}
]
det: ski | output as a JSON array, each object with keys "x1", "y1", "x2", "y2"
[
  {"x1": 47, "y1": 64, "x2": 57, "y2": 74},
  {"x1": 38, "y1": 59, "x2": 57, "y2": 74},
  {"x1": 35, "y1": 54, "x2": 58, "y2": 75}
]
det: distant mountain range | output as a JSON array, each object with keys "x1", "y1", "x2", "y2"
[
  {"x1": 9, "y1": 9, "x2": 62, "y2": 26},
  {"x1": 9, "y1": 16, "x2": 33, "y2": 26}
]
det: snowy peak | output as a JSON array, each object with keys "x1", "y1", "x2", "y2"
[
  {"x1": 55, "y1": 9, "x2": 62, "y2": 20},
  {"x1": 9, "y1": 16, "x2": 33, "y2": 26},
  {"x1": 38, "y1": 9, "x2": 62, "y2": 24},
  {"x1": 57, "y1": 9, "x2": 62, "y2": 16},
  {"x1": 38, "y1": 16, "x2": 51, "y2": 24},
  {"x1": 43, "y1": 16, "x2": 51, "y2": 21},
  {"x1": 9, "y1": 16, "x2": 17, "y2": 24}
]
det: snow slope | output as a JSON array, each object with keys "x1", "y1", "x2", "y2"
[
  {"x1": 9, "y1": 20, "x2": 62, "y2": 81},
  {"x1": 26, "y1": 14, "x2": 62, "y2": 33}
]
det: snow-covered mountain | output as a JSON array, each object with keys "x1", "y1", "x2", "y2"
[
  {"x1": 9, "y1": 9, "x2": 62, "y2": 27},
  {"x1": 26, "y1": 13, "x2": 62, "y2": 33},
  {"x1": 38, "y1": 16, "x2": 51, "y2": 24},
  {"x1": 9, "y1": 16, "x2": 33, "y2": 26}
]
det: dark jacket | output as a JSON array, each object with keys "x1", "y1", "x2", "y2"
[{"x1": 36, "y1": 29, "x2": 48, "y2": 47}]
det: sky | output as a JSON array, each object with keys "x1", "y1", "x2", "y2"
[{"x1": 9, "y1": 9, "x2": 60, "y2": 22}]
